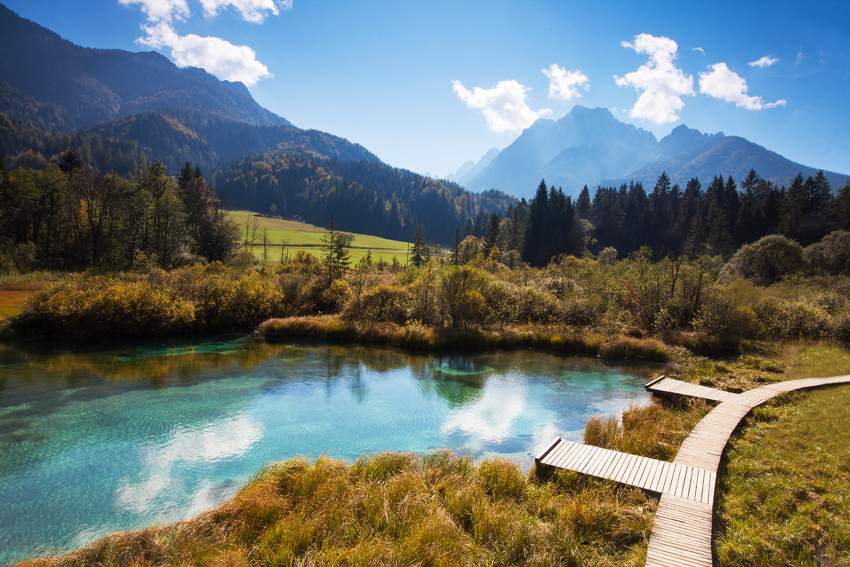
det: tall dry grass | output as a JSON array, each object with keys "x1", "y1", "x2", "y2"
[{"x1": 19, "y1": 451, "x2": 657, "y2": 567}]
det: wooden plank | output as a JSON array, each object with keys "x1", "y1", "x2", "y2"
[
  {"x1": 563, "y1": 443, "x2": 592, "y2": 472},
  {"x1": 588, "y1": 448, "x2": 614, "y2": 478},
  {"x1": 550, "y1": 441, "x2": 581, "y2": 469},
  {"x1": 652, "y1": 461, "x2": 672, "y2": 494},
  {"x1": 535, "y1": 437, "x2": 561, "y2": 463},
  {"x1": 640, "y1": 457, "x2": 661, "y2": 491},
  {"x1": 600, "y1": 448, "x2": 625, "y2": 480},
  {"x1": 613, "y1": 452, "x2": 638, "y2": 485},
  {"x1": 640, "y1": 457, "x2": 660, "y2": 491},
  {"x1": 625, "y1": 454, "x2": 647, "y2": 486},
  {"x1": 539, "y1": 441, "x2": 565, "y2": 467}
]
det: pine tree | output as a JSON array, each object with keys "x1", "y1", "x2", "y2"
[
  {"x1": 321, "y1": 215, "x2": 351, "y2": 284},
  {"x1": 410, "y1": 224, "x2": 428, "y2": 268},
  {"x1": 452, "y1": 226, "x2": 461, "y2": 265}
]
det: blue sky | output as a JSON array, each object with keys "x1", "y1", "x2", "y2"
[{"x1": 5, "y1": 0, "x2": 849, "y2": 180}]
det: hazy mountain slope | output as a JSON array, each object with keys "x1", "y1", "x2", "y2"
[
  {"x1": 613, "y1": 136, "x2": 849, "y2": 190},
  {"x1": 0, "y1": 3, "x2": 289, "y2": 129},
  {"x1": 464, "y1": 105, "x2": 848, "y2": 197},
  {"x1": 464, "y1": 106, "x2": 658, "y2": 197},
  {"x1": 449, "y1": 147, "x2": 499, "y2": 184}
]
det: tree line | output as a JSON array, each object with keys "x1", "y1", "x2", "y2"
[
  {"x1": 464, "y1": 169, "x2": 850, "y2": 267},
  {"x1": 0, "y1": 153, "x2": 238, "y2": 272}
]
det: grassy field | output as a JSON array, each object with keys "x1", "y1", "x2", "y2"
[
  {"x1": 713, "y1": 343, "x2": 850, "y2": 566},
  {"x1": 226, "y1": 210, "x2": 437, "y2": 264},
  {"x1": 0, "y1": 272, "x2": 63, "y2": 320}
]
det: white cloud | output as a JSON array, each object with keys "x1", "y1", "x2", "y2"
[
  {"x1": 140, "y1": 22, "x2": 272, "y2": 85},
  {"x1": 614, "y1": 33, "x2": 695, "y2": 124},
  {"x1": 699, "y1": 62, "x2": 786, "y2": 110},
  {"x1": 199, "y1": 0, "x2": 291, "y2": 23},
  {"x1": 452, "y1": 79, "x2": 545, "y2": 133},
  {"x1": 692, "y1": 47, "x2": 705, "y2": 54},
  {"x1": 542, "y1": 63, "x2": 589, "y2": 101},
  {"x1": 119, "y1": 0, "x2": 190, "y2": 22},
  {"x1": 749, "y1": 56, "x2": 779, "y2": 68}
]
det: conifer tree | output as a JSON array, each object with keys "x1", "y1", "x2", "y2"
[{"x1": 411, "y1": 224, "x2": 428, "y2": 268}]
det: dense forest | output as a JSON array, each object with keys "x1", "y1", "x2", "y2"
[
  {"x1": 469, "y1": 170, "x2": 850, "y2": 267},
  {"x1": 0, "y1": 154, "x2": 238, "y2": 271},
  {"x1": 214, "y1": 148, "x2": 515, "y2": 244}
]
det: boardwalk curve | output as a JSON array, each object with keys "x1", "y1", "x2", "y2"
[{"x1": 536, "y1": 374, "x2": 850, "y2": 566}]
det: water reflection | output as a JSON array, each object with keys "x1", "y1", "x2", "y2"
[{"x1": 0, "y1": 338, "x2": 655, "y2": 563}]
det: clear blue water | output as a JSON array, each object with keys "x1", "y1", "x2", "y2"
[{"x1": 0, "y1": 337, "x2": 654, "y2": 563}]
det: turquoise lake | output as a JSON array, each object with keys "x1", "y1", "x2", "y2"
[{"x1": 0, "y1": 337, "x2": 654, "y2": 563}]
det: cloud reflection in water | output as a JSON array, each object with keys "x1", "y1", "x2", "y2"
[{"x1": 114, "y1": 413, "x2": 263, "y2": 521}]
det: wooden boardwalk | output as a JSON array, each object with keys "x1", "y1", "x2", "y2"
[
  {"x1": 644, "y1": 376, "x2": 763, "y2": 408},
  {"x1": 536, "y1": 374, "x2": 850, "y2": 567},
  {"x1": 537, "y1": 438, "x2": 715, "y2": 505}
]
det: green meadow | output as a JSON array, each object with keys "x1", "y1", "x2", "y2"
[{"x1": 226, "y1": 210, "x2": 437, "y2": 264}]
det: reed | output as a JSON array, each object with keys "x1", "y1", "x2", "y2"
[{"x1": 19, "y1": 452, "x2": 656, "y2": 567}]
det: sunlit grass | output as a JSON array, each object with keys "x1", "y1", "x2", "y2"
[
  {"x1": 715, "y1": 382, "x2": 850, "y2": 566},
  {"x1": 0, "y1": 272, "x2": 64, "y2": 319},
  {"x1": 225, "y1": 210, "x2": 425, "y2": 264},
  {"x1": 584, "y1": 400, "x2": 711, "y2": 461},
  {"x1": 19, "y1": 451, "x2": 657, "y2": 567}
]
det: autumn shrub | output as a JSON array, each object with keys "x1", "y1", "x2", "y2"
[
  {"x1": 277, "y1": 272, "x2": 308, "y2": 315},
  {"x1": 803, "y1": 229, "x2": 850, "y2": 276},
  {"x1": 694, "y1": 301, "x2": 760, "y2": 345},
  {"x1": 320, "y1": 279, "x2": 351, "y2": 312},
  {"x1": 294, "y1": 276, "x2": 349, "y2": 315},
  {"x1": 439, "y1": 266, "x2": 490, "y2": 328},
  {"x1": 342, "y1": 284, "x2": 410, "y2": 324},
  {"x1": 512, "y1": 287, "x2": 564, "y2": 324},
  {"x1": 14, "y1": 276, "x2": 195, "y2": 337}
]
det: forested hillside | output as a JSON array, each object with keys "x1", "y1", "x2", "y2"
[
  {"x1": 214, "y1": 149, "x2": 515, "y2": 244},
  {"x1": 81, "y1": 108, "x2": 379, "y2": 174}
]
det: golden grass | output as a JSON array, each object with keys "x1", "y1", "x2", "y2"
[
  {"x1": 256, "y1": 316, "x2": 672, "y2": 362},
  {"x1": 19, "y1": 451, "x2": 657, "y2": 567},
  {"x1": 584, "y1": 400, "x2": 712, "y2": 462}
]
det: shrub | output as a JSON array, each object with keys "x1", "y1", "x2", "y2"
[
  {"x1": 721, "y1": 234, "x2": 804, "y2": 285},
  {"x1": 342, "y1": 284, "x2": 410, "y2": 324}
]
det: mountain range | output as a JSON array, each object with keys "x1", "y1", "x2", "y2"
[
  {"x1": 2, "y1": 1, "x2": 848, "y2": 245},
  {"x1": 456, "y1": 106, "x2": 849, "y2": 199},
  {"x1": 0, "y1": 3, "x2": 514, "y2": 244}
]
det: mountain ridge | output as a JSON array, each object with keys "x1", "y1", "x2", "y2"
[
  {"x1": 0, "y1": 2, "x2": 289, "y2": 129},
  {"x1": 463, "y1": 106, "x2": 848, "y2": 198}
]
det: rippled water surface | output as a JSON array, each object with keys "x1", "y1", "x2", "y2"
[{"x1": 0, "y1": 337, "x2": 654, "y2": 562}]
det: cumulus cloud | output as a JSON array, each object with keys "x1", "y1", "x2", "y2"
[
  {"x1": 614, "y1": 33, "x2": 695, "y2": 124},
  {"x1": 452, "y1": 79, "x2": 546, "y2": 132},
  {"x1": 199, "y1": 0, "x2": 291, "y2": 23},
  {"x1": 140, "y1": 22, "x2": 272, "y2": 85},
  {"x1": 542, "y1": 63, "x2": 589, "y2": 101},
  {"x1": 699, "y1": 62, "x2": 786, "y2": 110},
  {"x1": 119, "y1": 0, "x2": 190, "y2": 22},
  {"x1": 749, "y1": 56, "x2": 779, "y2": 68}
]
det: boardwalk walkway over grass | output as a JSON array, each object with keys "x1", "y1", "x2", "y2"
[{"x1": 536, "y1": 374, "x2": 850, "y2": 567}]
